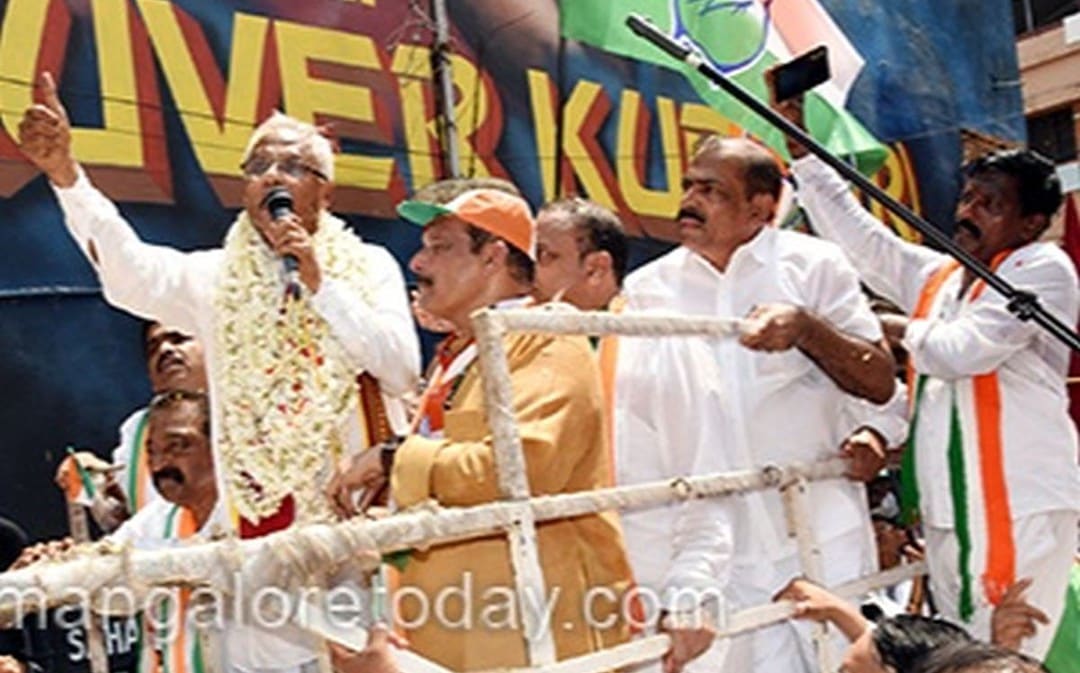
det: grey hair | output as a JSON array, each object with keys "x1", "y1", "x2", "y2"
[{"x1": 241, "y1": 111, "x2": 335, "y2": 181}]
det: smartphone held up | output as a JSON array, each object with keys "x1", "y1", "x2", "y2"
[{"x1": 772, "y1": 45, "x2": 831, "y2": 102}]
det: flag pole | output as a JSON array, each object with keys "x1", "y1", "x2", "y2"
[
  {"x1": 625, "y1": 14, "x2": 1080, "y2": 352},
  {"x1": 432, "y1": 0, "x2": 461, "y2": 178}
]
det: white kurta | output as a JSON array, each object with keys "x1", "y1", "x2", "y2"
[
  {"x1": 110, "y1": 499, "x2": 230, "y2": 673},
  {"x1": 51, "y1": 171, "x2": 420, "y2": 671},
  {"x1": 614, "y1": 228, "x2": 883, "y2": 671},
  {"x1": 791, "y1": 154, "x2": 1080, "y2": 528},
  {"x1": 791, "y1": 154, "x2": 1080, "y2": 653}
]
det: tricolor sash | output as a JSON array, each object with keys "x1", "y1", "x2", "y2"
[{"x1": 901, "y1": 252, "x2": 1016, "y2": 620}]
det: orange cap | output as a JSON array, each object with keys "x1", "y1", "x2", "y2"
[{"x1": 397, "y1": 188, "x2": 536, "y2": 260}]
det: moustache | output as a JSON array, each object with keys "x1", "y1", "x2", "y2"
[
  {"x1": 955, "y1": 219, "x2": 981, "y2": 240},
  {"x1": 152, "y1": 467, "x2": 185, "y2": 488},
  {"x1": 677, "y1": 208, "x2": 704, "y2": 224},
  {"x1": 156, "y1": 352, "x2": 186, "y2": 373},
  {"x1": 414, "y1": 275, "x2": 433, "y2": 287}
]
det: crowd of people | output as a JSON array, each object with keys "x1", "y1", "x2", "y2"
[{"x1": 0, "y1": 67, "x2": 1077, "y2": 673}]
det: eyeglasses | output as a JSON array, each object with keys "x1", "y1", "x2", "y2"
[{"x1": 241, "y1": 154, "x2": 328, "y2": 181}]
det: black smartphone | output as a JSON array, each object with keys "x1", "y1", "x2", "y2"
[{"x1": 773, "y1": 45, "x2": 830, "y2": 102}]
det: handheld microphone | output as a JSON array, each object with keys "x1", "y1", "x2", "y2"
[{"x1": 261, "y1": 187, "x2": 302, "y2": 300}]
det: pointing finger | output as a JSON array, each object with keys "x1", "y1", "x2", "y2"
[
  {"x1": 368, "y1": 623, "x2": 391, "y2": 648},
  {"x1": 38, "y1": 72, "x2": 67, "y2": 119},
  {"x1": 1000, "y1": 577, "x2": 1034, "y2": 604}
]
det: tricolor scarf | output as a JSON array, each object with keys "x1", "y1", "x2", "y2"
[
  {"x1": 139, "y1": 506, "x2": 204, "y2": 673},
  {"x1": 128, "y1": 412, "x2": 151, "y2": 512},
  {"x1": 901, "y1": 252, "x2": 1016, "y2": 621},
  {"x1": 596, "y1": 294, "x2": 626, "y2": 483},
  {"x1": 413, "y1": 336, "x2": 477, "y2": 438}
]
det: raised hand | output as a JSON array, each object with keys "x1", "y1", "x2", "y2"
[
  {"x1": 763, "y1": 66, "x2": 808, "y2": 160},
  {"x1": 775, "y1": 578, "x2": 870, "y2": 642},
  {"x1": 991, "y1": 578, "x2": 1049, "y2": 650},
  {"x1": 17, "y1": 72, "x2": 78, "y2": 187}
]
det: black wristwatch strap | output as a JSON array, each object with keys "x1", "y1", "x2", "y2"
[{"x1": 380, "y1": 440, "x2": 400, "y2": 476}]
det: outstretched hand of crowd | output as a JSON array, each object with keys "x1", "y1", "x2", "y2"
[
  {"x1": 11, "y1": 536, "x2": 76, "y2": 570},
  {"x1": 841, "y1": 427, "x2": 888, "y2": 482},
  {"x1": 327, "y1": 623, "x2": 407, "y2": 673},
  {"x1": 991, "y1": 578, "x2": 1049, "y2": 650}
]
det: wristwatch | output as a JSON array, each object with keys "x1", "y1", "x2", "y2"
[{"x1": 379, "y1": 436, "x2": 403, "y2": 476}]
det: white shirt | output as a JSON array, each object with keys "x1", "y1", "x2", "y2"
[
  {"x1": 109, "y1": 499, "x2": 229, "y2": 673},
  {"x1": 52, "y1": 171, "x2": 420, "y2": 669},
  {"x1": 791, "y1": 154, "x2": 1080, "y2": 527},
  {"x1": 110, "y1": 497, "x2": 229, "y2": 548},
  {"x1": 614, "y1": 227, "x2": 883, "y2": 604}
]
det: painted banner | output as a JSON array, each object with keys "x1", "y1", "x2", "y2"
[{"x1": 0, "y1": 0, "x2": 1024, "y2": 556}]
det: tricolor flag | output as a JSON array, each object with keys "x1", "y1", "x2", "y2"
[
  {"x1": 59, "y1": 447, "x2": 112, "y2": 506},
  {"x1": 559, "y1": 0, "x2": 886, "y2": 173}
]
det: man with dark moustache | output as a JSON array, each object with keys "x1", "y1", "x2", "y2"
[
  {"x1": 19, "y1": 71, "x2": 420, "y2": 673},
  {"x1": 328, "y1": 186, "x2": 636, "y2": 671},
  {"x1": 16, "y1": 391, "x2": 226, "y2": 673},
  {"x1": 610, "y1": 136, "x2": 895, "y2": 672},
  {"x1": 109, "y1": 390, "x2": 225, "y2": 673},
  {"x1": 774, "y1": 85, "x2": 1079, "y2": 660}
]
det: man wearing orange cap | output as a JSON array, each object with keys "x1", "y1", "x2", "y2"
[{"x1": 328, "y1": 186, "x2": 635, "y2": 671}]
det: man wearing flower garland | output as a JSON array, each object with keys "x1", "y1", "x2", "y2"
[
  {"x1": 329, "y1": 186, "x2": 636, "y2": 671},
  {"x1": 18, "y1": 72, "x2": 420, "y2": 673}
]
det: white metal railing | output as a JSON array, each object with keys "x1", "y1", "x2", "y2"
[{"x1": 0, "y1": 307, "x2": 919, "y2": 673}]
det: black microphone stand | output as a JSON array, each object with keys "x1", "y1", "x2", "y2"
[{"x1": 626, "y1": 14, "x2": 1080, "y2": 352}]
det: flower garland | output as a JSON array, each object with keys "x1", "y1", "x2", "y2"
[{"x1": 213, "y1": 211, "x2": 371, "y2": 524}]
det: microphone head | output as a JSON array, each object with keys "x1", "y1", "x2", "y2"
[{"x1": 261, "y1": 187, "x2": 293, "y2": 219}]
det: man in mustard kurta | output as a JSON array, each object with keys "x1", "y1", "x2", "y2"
[{"x1": 329, "y1": 187, "x2": 634, "y2": 671}]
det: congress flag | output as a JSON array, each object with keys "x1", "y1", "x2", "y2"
[{"x1": 559, "y1": 0, "x2": 887, "y2": 172}]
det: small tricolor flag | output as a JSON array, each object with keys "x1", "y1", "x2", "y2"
[{"x1": 60, "y1": 447, "x2": 104, "y2": 506}]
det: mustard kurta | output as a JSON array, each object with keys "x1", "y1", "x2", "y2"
[{"x1": 391, "y1": 331, "x2": 634, "y2": 671}]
